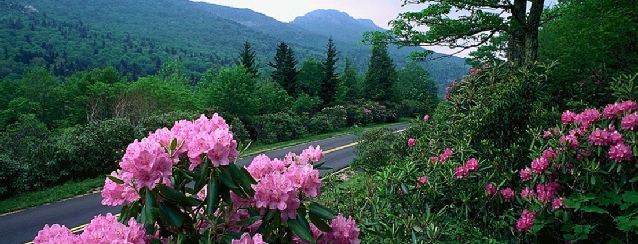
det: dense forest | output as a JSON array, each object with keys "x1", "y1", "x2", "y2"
[{"x1": 0, "y1": 0, "x2": 444, "y2": 200}]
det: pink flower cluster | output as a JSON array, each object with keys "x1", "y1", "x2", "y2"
[
  {"x1": 416, "y1": 175, "x2": 428, "y2": 188},
  {"x1": 101, "y1": 114, "x2": 239, "y2": 206},
  {"x1": 469, "y1": 68, "x2": 482, "y2": 75},
  {"x1": 423, "y1": 114, "x2": 430, "y2": 121},
  {"x1": 246, "y1": 146, "x2": 323, "y2": 220},
  {"x1": 588, "y1": 125, "x2": 624, "y2": 146},
  {"x1": 34, "y1": 213, "x2": 149, "y2": 243},
  {"x1": 561, "y1": 109, "x2": 601, "y2": 130},
  {"x1": 232, "y1": 233, "x2": 265, "y2": 244},
  {"x1": 407, "y1": 138, "x2": 416, "y2": 147},
  {"x1": 515, "y1": 209, "x2": 536, "y2": 232},
  {"x1": 431, "y1": 148, "x2": 454, "y2": 163},
  {"x1": 602, "y1": 100, "x2": 637, "y2": 119},
  {"x1": 500, "y1": 187, "x2": 515, "y2": 202},
  {"x1": 524, "y1": 147, "x2": 560, "y2": 181},
  {"x1": 485, "y1": 184, "x2": 498, "y2": 195},
  {"x1": 454, "y1": 158, "x2": 479, "y2": 179},
  {"x1": 299, "y1": 214, "x2": 360, "y2": 244}
]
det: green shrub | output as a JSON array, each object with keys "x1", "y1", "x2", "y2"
[{"x1": 251, "y1": 112, "x2": 307, "y2": 144}]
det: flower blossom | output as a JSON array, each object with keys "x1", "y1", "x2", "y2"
[
  {"x1": 485, "y1": 184, "x2": 498, "y2": 195},
  {"x1": 531, "y1": 157, "x2": 549, "y2": 174},
  {"x1": 454, "y1": 166, "x2": 468, "y2": 179},
  {"x1": 465, "y1": 158, "x2": 479, "y2": 171},
  {"x1": 561, "y1": 110, "x2": 577, "y2": 124},
  {"x1": 408, "y1": 138, "x2": 416, "y2": 147},
  {"x1": 621, "y1": 112, "x2": 638, "y2": 130},
  {"x1": 608, "y1": 143, "x2": 633, "y2": 162},
  {"x1": 552, "y1": 197, "x2": 566, "y2": 210},
  {"x1": 232, "y1": 233, "x2": 265, "y2": 244},
  {"x1": 520, "y1": 167, "x2": 532, "y2": 181},
  {"x1": 416, "y1": 176, "x2": 428, "y2": 188},
  {"x1": 423, "y1": 114, "x2": 430, "y2": 121},
  {"x1": 521, "y1": 187, "x2": 536, "y2": 199},
  {"x1": 500, "y1": 187, "x2": 515, "y2": 202},
  {"x1": 515, "y1": 209, "x2": 536, "y2": 232}
]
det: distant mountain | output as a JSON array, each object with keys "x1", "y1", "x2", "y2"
[
  {"x1": 291, "y1": 9, "x2": 384, "y2": 45},
  {"x1": 291, "y1": 9, "x2": 469, "y2": 95},
  {"x1": 1, "y1": 0, "x2": 468, "y2": 93}
]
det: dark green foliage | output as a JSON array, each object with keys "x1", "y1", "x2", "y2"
[
  {"x1": 306, "y1": 106, "x2": 347, "y2": 134},
  {"x1": 339, "y1": 57, "x2": 361, "y2": 102},
  {"x1": 395, "y1": 62, "x2": 439, "y2": 117},
  {"x1": 199, "y1": 66, "x2": 257, "y2": 120},
  {"x1": 319, "y1": 38, "x2": 339, "y2": 107},
  {"x1": 364, "y1": 43, "x2": 397, "y2": 105},
  {"x1": 268, "y1": 42, "x2": 298, "y2": 96},
  {"x1": 238, "y1": 41, "x2": 259, "y2": 79},
  {"x1": 252, "y1": 112, "x2": 308, "y2": 144},
  {"x1": 230, "y1": 117, "x2": 251, "y2": 145},
  {"x1": 53, "y1": 118, "x2": 136, "y2": 179},
  {"x1": 350, "y1": 127, "x2": 401, "y2": 173},
  {"x1": 290, "y1": 93, "x2": 322, "y2": 115},
  {"x1": 253, "y1": 81, "x2": 292, "y2": 115},
  {"x1": 296, "y1": 58, "x2": 323, "y2": 97},
  {"x1": 0, "y1": 154, "x2": 20, "y2": 199}
]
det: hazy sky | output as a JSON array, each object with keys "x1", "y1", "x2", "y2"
[{"x1": 193, "y1": 0, "x2": 558, "y2": 57}]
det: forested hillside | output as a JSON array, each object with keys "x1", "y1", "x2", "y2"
[{"x1": 0, "y1": 0, "x2": 468, "y2": 89}]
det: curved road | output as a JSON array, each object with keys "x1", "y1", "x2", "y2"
[{"x1": 0, "y1": 123, "x2": 408, "y2": 243}]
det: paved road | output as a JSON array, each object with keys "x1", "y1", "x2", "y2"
[{"x1": 0, "y1": 123, "x2": 408, "y2": 243}]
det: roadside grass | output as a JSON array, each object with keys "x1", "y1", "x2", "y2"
[{"x1": 0, "y1": 120, "x2": 409, "y2": 215}]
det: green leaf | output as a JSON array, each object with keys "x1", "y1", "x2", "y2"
[
  {"x1": 236, "y1": 216, "x2": 261, "y2": 226},
  {"x1": 308, "y1": 202, "x2": 335, "y2": 220},
  {"x1": 194, "y1": 160, "x2": 210, "y2": 193},
  {"x1": 207, "y1": 178, "x2": 220, "y2": 216},
  {"x1": 159, "y1": 201, "x2": 184, "y2": 228},
  {"x1": 579, "y1": 205, "x2": 608, "y2": 214},
  {"x1": 309, "y1": 211, "x2": 333, "y2": 232},
  {"x1": 288, "y1": 218, "x2": 315, "y2": 243},
  {"x1": 228, "y1": 163, "x2": 255, "y2": 196},
  {"x1": 241, "y1": 167, "x2": 258, "y2": 184},
  {"x1": 218, "y1": 168, "x2": 238, "y2": 189},
  {"x1": 106, "y1": 175, "x2": 124, "y2": 184},
  {"x1": 170, "y1": 138, "x2": 177, "y2": 151},
  {"x1": 144, "y1": 189, "x2": 157, "y2": 224},
  {"x1": 400, "y1": 183, "x2": 410, "y2": 195},
  {"x1": 158, "y1": 184, "x2": 195, "y2": 206}
]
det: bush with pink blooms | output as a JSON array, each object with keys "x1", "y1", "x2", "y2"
[{"x1": 34, "y1": 114, "x2": 360, "y2": 244}]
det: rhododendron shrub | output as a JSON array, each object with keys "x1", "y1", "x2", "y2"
[
  {"x1": 34, "y1": 114, "x2": 359, "y2": 244},
  {"x1": 509, "y1": 101, "x2": 638, "y2": 242}
]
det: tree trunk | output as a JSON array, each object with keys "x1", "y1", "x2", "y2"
[
  {"x1": 525, "y1": 0, "x2": 545, "y2": 64},
  {"x1": 507, "y1": 0, "x2": 527, "y2": 66}
]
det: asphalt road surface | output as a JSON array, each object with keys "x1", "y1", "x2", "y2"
[{"x1": 0, "y1": 123, "x2": 408, "y2": 243}]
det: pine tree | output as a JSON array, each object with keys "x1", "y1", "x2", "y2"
[
  {"x1": 364, "y1": 43, "x2": 396, "y2": 104},
  {"x1": 268, "y1": 42, "x2": 298, "y2": 96},
  {"x1": 238, "y1": 41, "x2": 259, "y2": 78},
  {"x1": 339, "y1": 57, "x2": 359, "y2": 101},
  {"x1": 319, "y1": 38, "x2": 339, "y2": 107}
]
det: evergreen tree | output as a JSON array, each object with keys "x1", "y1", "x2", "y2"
[
  {"x1": 319, "y1": 38, "x2": 339, "y2": 107},
  {"x1": 339, "y1": 57, "x2": 359, "y2": 101},
  {"x1": 238, "y1": 41, "x2": 259, "y2": 78},
  {"x1": 268, "y1": 42, "x2": 298, "y2": 96},
  {"x1": 364, "y1": 43, "x2": 397, "y2": 104}
]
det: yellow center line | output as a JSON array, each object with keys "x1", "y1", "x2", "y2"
[{"x1": 24, "y1": 127, "x2": 407, "y2": 243}]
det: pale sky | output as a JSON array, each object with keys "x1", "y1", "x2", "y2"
[{"x1": 193, "y1": 0, "x2": 558, "y2": 57}]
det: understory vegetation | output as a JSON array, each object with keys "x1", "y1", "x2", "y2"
[{"x1": 324, "y1": 0, "x2": 638, "y2": 242}]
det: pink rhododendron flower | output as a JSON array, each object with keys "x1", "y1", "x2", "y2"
[
  {"x1": 317, "y1": 215, "x2": 361, "y2": 244},
  {"x1": 465, "y1": 158, "x2": 479, "y2": 171},
  {"x1": 232, "y1": 233, "x2": 265, "y2": 244},
  {"x1": 576, "y1": 108, "x2": 601, "y2": 129},
  {"x1": 430, "y1": 156, "x2": 439, "y2": 163},
  {"x1": 300, "y1": 145, "x2": 324, "y2": 164},
  {"x1": 536, "y1": 182, "x2": 561, "y2": 202},
  {"x1": 454, "y1": 166, "x2": 469, "y2": 179},
  {"x1": 485, "y1": 184, "x2": 498, "y2": 195},
  {"x1": 521, "y1": 187, "x2": 536, "y2": 199},
  {"x1": 531, "y1": 157, "x2": 549, "y2": 174},
  {"x1": 552, "y1": 197, "x2": 566, "y2": 210},
  {"x1": 101, "y1": 171, "x2": 139, "y2": 206},
  {"x1": 444, "y1": 94, "x2": 450, "y2": 100},
  {"x1": 561, "y1": 110, "x2": 577, "y2": 124},
  {"x1": 439, "y1": 148, "x2": 453, "y2": 162},
  {"x1": 543, "y1": 130, "x2": 553, "y2": 138},
  {"x1": 542, "y1": 147, "x2": 559, "y2": 161},
  {"x1": 469, "y1": 68, "x2": 482, "y2": 75},
  {"x1": 408, "y1": 138, "x2": 416, "y2": 147},
  {"x1": 500, "y1": 187, "x2": 515, "y2": 202},
  {"x1": 423, "y1": 114, "x2": 430, "y2": 121},
  {"x1": 608, "y1": 143, "x2": 633, "y2": 162},
  {"x1": 559, "y1": 134, "x2": 579, "y2": 150},
  {"x1": 621, "y1": 112, "x2": 638, "y2": 130},
  {"x1": 515, "y1": 209, "x2": 536, "y2": 232},
  {"x1": 33, "y1": 224, "x2": 78, "y2": 243},
  {"x1": 520, "y1": 167, "x2": 532, "y2": 181},
  {"x1": 416, "y1": 176, "x2": 428, "y2": 188},
  {"x1": 603, "y1": 100, "x2": 637, "y2": 118}
]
